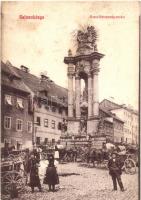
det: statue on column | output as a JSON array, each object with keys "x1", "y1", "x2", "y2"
[{"x1": 76, "y1": 26, "x2": 98, "y2": 54}]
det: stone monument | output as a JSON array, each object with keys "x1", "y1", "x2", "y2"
[{"x1": 64, "y1": 26, "x2": 105, "y2": 138}]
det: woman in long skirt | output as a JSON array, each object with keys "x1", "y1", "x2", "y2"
[
  {"x1": 43, "y1": 155, "x2": 59, "y2": 192},
  {"x1": 28, "y1": 154, "x2": 42, "y2": 193}
]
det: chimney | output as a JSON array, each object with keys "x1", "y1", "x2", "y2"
[
  {"x1": 20, "y1": 65, "x2": 29, "y2": 73},
  {"x1": 40, "y1": 74, "x2": 49, "y2": 81},
  {"x1": 49, "y1": 80, "x2": 54, "y2": 84}
]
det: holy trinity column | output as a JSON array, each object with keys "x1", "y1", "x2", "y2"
[{"x1": 64, "y1": 26, "x2": 105, "y2": 136}]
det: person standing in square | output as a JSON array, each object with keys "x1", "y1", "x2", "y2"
[
  {"x1": 28, "y1": 153, "x2": 42, "y2": 193},
  {"x1": 43, "y1": 154, "x2": 59, "y2": 192},
  {"x1": 108, "y1": 152, "x2": 125, "y2": 192}
]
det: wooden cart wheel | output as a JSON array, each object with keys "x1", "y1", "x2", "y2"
[
  {"x1": 124, "y1": 158, "x2": 136, "y2": 175},
  {"x1": 2, "y1": 170, "x2": 26, "y2": 194},
  {"x1": 7, "y1": 154, "x2": 15, "y2": 161}
]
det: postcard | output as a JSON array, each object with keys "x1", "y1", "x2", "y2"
[{"x1": 1, "y1": 1, "x2": 140, "y2": 200}]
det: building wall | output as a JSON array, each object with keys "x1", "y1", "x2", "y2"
[
  {"x1": 113, "y1": 119, "x2": 124, "y2": 143},
  {"x1": 111, "y1": 108, "x2": 138, "y2": 144},
  {"x1": 1, "y1": 86, "x2": 33, "y2": 149},
  {"x1": 131, "y1": 113, "x2": 139, "y2": 144},
  {"x1": 103, "y1": 121, "x2": 113, "y2": 142},
  {"x1": 34, "y1": 102, "x2": 67, "y2": 144}
]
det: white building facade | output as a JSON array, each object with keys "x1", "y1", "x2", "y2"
[{"x1": 111, "y1": 108, "x2": 138, "y2": 144}]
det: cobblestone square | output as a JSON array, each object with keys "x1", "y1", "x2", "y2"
[{"x1": 2, "y1": 163, "x2": 139, "y2": 200}]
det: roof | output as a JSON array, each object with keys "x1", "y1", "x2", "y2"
[
  {"x1": 111, "y1": 106, "x2": 138, "y2": 115},
  {"x1": 2, "y1": 61, "x2": 68, "y2": 106},
  {"x1": 14, "y1": 66, "x2": 68, "y2": 105},
  {"x1": 1, "y1": 62, "x2": 30, "y2": 94},
  {"x1": 100, "y1": 99, "x2": 138, "y2": 115},
  {"x1": 1, "y1": 61, "x2": 21, "y2": 79},
  {"x1": 100, "y1": 107, "x2": 124, "y2": 123},
  {"x1": 100, "y1": 99, "x2": 121, "y2": 110}
]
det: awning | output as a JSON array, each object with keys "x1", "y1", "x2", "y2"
[
  {"x1": 5, "y1": 95, "x2": 12, "y2": 105},
  {"x1": 17, "y1": 98, "x2": 24, "y2": 108}
]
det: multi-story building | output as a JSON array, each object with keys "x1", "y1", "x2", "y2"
[
  {"x1": 10, "y1": 63, "x2": 68, "y2": 146},
  {"x1": 1, "y1": 61, "x2": 33, "y2": 149},
  {"x1": 99, "y1": 108, "x2": 124, "y2": 143},
  {"x1": 100, "y1": 99, "x2": 139, "y2": 144}
]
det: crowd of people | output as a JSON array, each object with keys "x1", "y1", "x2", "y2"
[
  {"x1": 2, "y1": 142, "x2": 132, "y2": 196},
  {"x1": 21, "y1": 143, "x2": 127, "y2": 193}
]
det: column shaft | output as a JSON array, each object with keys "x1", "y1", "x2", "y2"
[
  {"x1": 93, "y1": 71, "x2": 99, "y2": 116},
  {"x1": 68, "y1": 74, "x2": 73, "y2": 118},
  {"x1": 75, "y1": 77, "x2": 81, "y2": 118},
  {"x1": 88, "y1": 74, "x2": 93, "y2": 117}
]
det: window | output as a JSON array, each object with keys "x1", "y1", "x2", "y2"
[
  {"x1": 44, "y1": 119, "x2": 48, "y2": 127},
  {"x1": 16, "y1": 119, "x2": 23, "y2": 131},
  {"x1": 5, "y1": 95, "x2": 12, "y2": 105},
  {"x1": 59, "y1": 108, "x2": 62, "y2": 114},
  {"x1": 27, "y1": 121, "x2": 32, "y2": 133},
  {"x1": 52, "y1": 139, "x2": 55, "y2": 143},
  {"x1": 17, "y1": 98, "x2": 24, "y2": 109},
  {"x1": 36, "y1": 137, "x2": 40, "y2": 145},
  {"x1": 36, "y1": 117, "x2": 41, "y2": 126},
  {"x1": 4, "y1": 116, "x2": 11, "y2": 129},
  {"x1": 4, "y1": 139, "x2": 10, "y2": 148},
  {"x1": 44, "y1": 138, "x2": 48, "y2": 144},
  {"x1": 51, "y1": 120, "x2": 55, "y2": 129},
  {"x1": 58, "y1": 122, "x2": 62, "y2": 130},
  {"x1": 17, "y1": 141, "x2": 22, "y2": 150}
]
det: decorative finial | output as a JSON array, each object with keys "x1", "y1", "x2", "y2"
[{"x1": 68, "y1": 49, "x2": 72, "y2": 56}]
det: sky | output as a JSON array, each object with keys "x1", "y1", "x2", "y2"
[{"x1": 2, "y1": 1, "x2": 140, "y2": 110}]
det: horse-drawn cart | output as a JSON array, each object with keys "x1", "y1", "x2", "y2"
[
  {"x1": 1, "y1": 153, "x2": 27, "y2": 195},
  {"x1": 78, "y1": 143, "x2": 138, "y2": 175}
]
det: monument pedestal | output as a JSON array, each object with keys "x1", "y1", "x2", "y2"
[
  {"x1": 67, "y1": 118, "x2": 80, "y2": 136},
  {"x1": 87, "y1": 117, "x2": 100, "y2": 135}
]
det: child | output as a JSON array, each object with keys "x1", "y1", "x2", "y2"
[
  {"x1": 108, "y1": 152, "x2": 125, "y2": 192},
  {"x1": 43, "y1": 154, "x2": 59, "y2": 192}
]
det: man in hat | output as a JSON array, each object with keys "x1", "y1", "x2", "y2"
[{"x1": 108, "y1": 151, "x2": 125, "y2": 192}]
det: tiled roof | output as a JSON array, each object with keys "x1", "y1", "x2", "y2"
[
  {"x1": 14, "y1": 66, "x2": 68, "y2": 104},
  {"x1": 1, "y1": 62, "x2": 30, "y2": 94},
  {"x1": 2, "y1": 61, "x2": 68, "y2": 105},
  {"x1": 100, "y1": 107, "x2": 124, "y2": 123},
  {"x1": 1, "y1": 61, "x2": 21, "y2": 79},
  {"x1": 100, "y1": 99, "x2": 121, "y2": 110},
  {"x1": 100, "y1": 99, "x2": 138, "y2": 115}
]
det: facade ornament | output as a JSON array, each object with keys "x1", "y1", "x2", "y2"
[{"x1": 92, "y1": 59, "x2": 100, "y2": 74}]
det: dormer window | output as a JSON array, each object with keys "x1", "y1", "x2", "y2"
[
  {"x1": 5, "y1": 95, "x2": 12, "y2": 105},
  {"x1": 17, "y1": 98, "x2": 24, "y2": 109}
]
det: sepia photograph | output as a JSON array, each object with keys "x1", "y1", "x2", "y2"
[{"x1": 1, "y1": 1, "x2": 140, "y2": 200}]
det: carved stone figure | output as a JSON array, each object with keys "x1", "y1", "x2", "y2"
[{"x1": 76, "y1": 26, "x2": 98, "y2": 54}]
